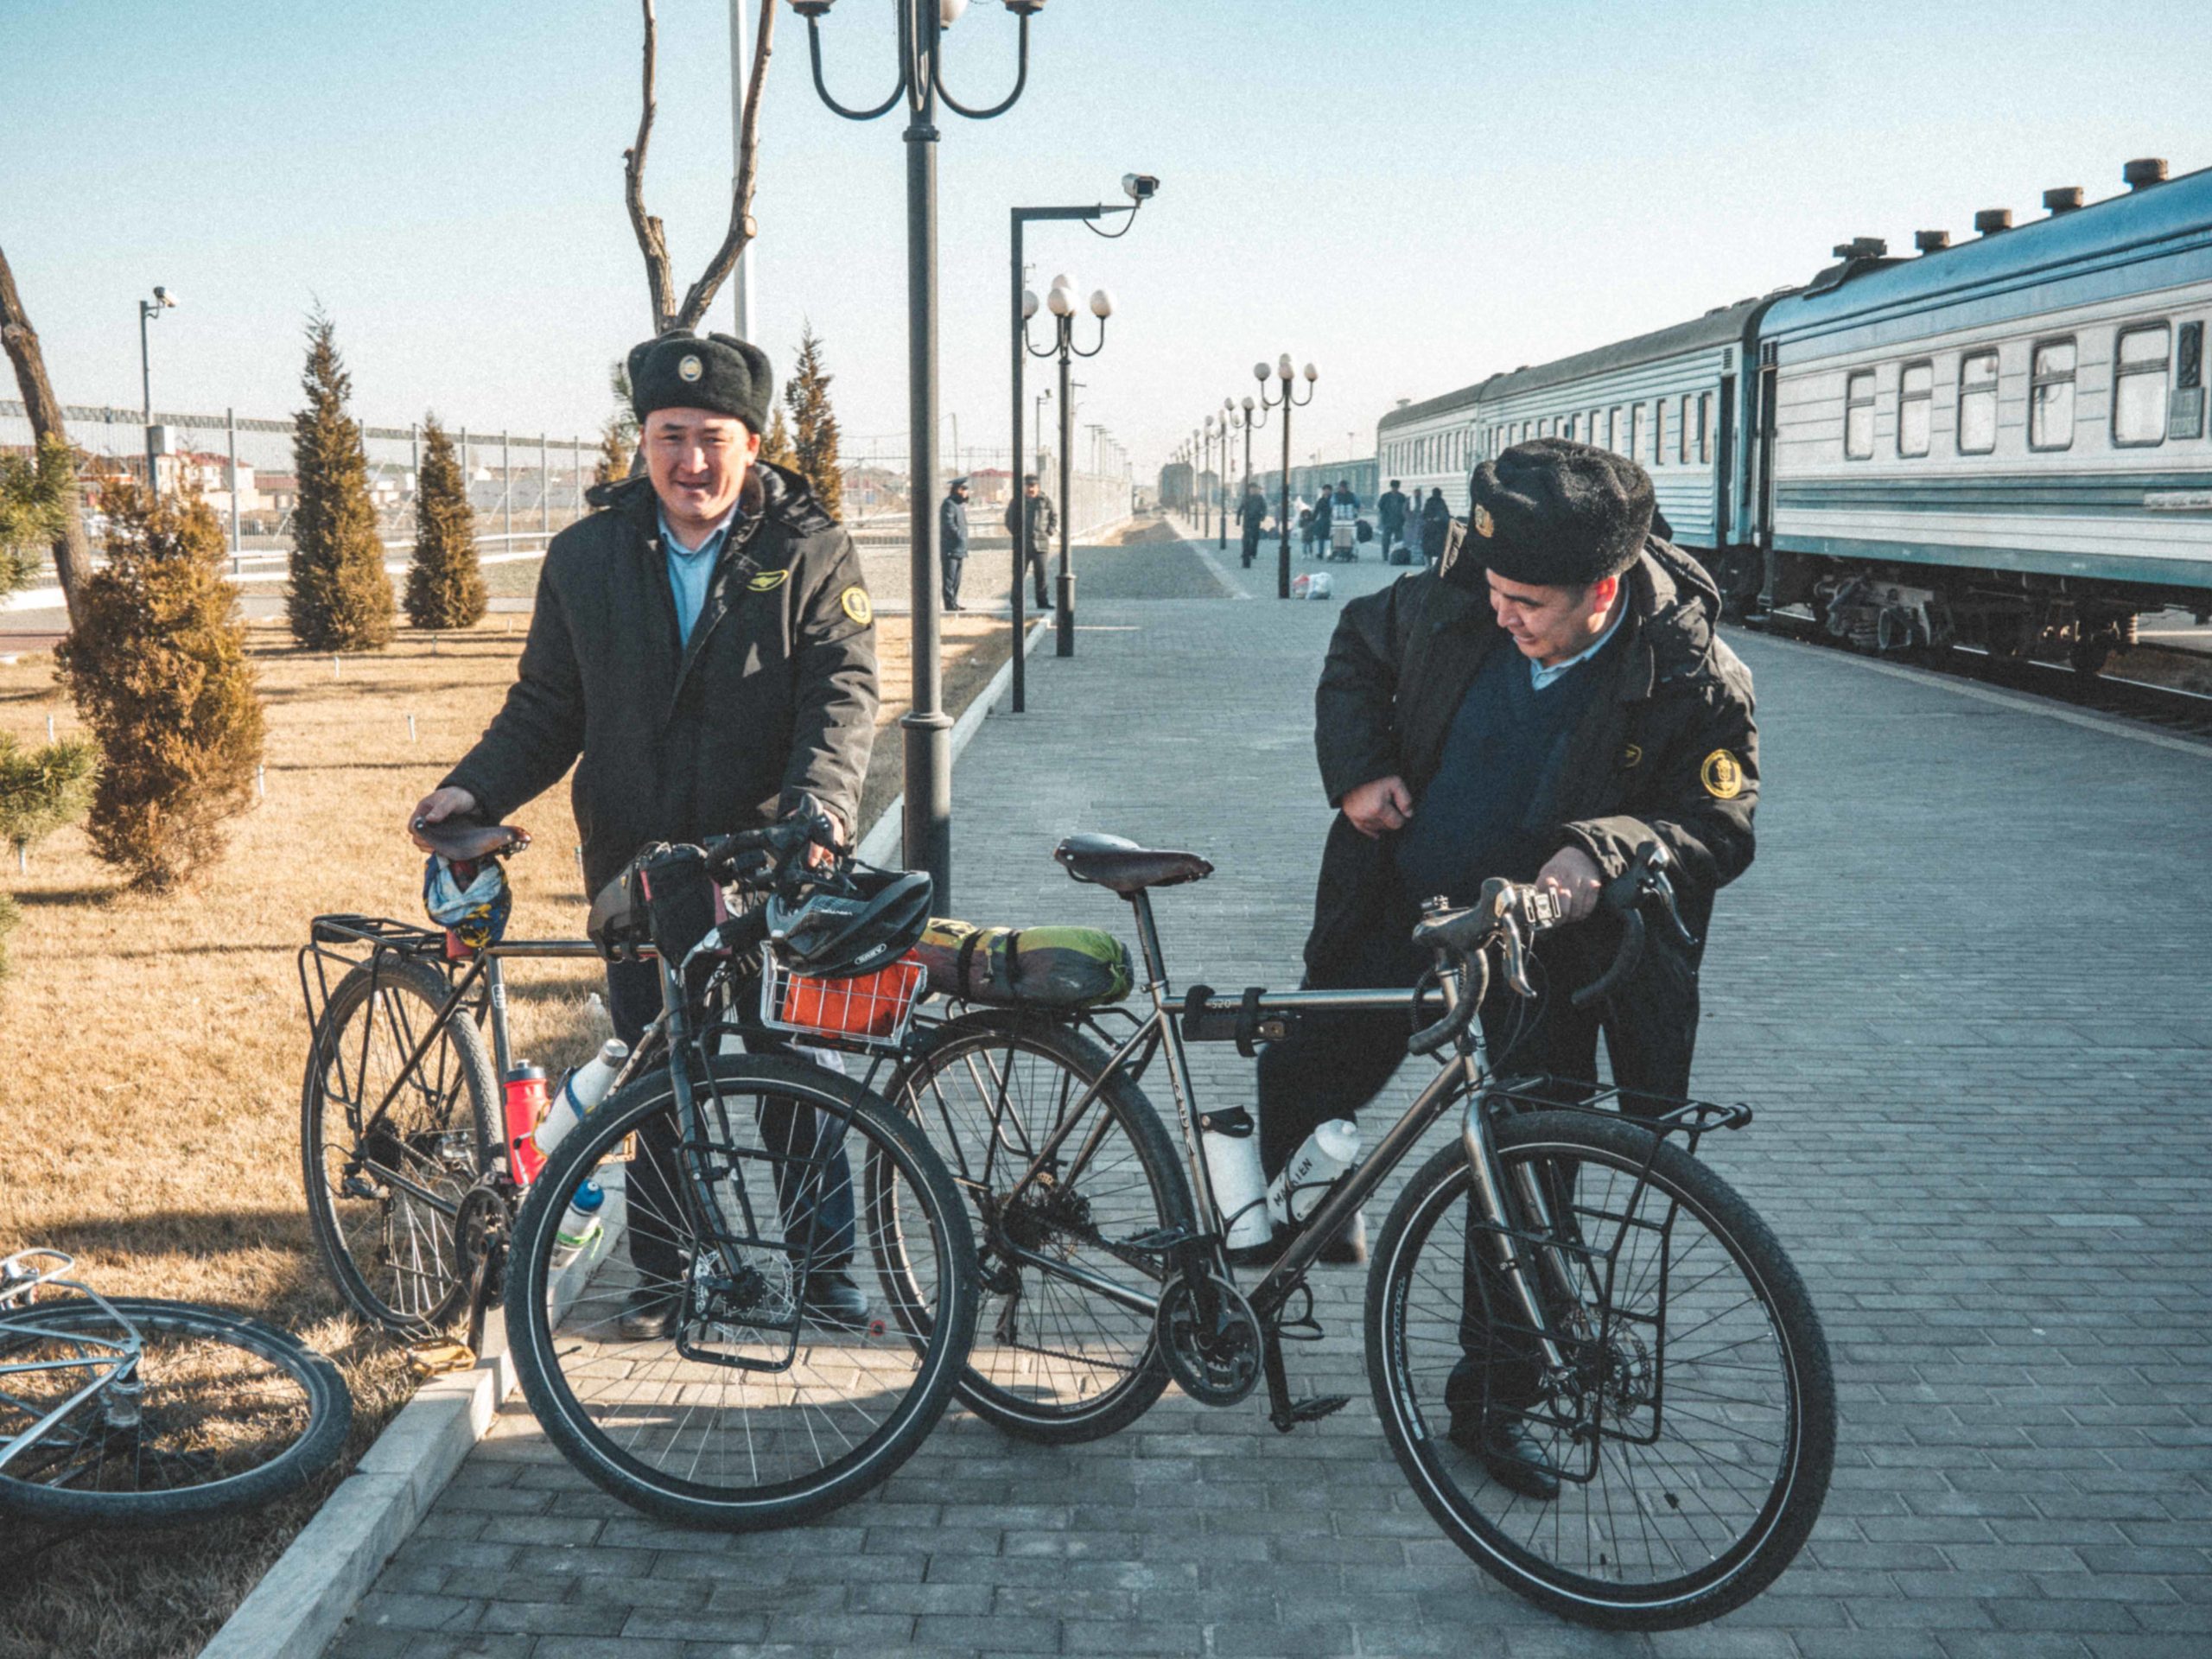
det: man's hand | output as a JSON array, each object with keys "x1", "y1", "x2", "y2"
[
  {"x1": 804, "y1": 810, "x2": 846, "y2": 871},
  {"x1": 1535, "y1": 845, "x2": 1605, "y2": 924},
  {"x1": 1342, "y1": 775, "x2": 1414, "y2": 840},
  {"x1": 407, "y1": 786, "x2": 479, "y2": 851}
]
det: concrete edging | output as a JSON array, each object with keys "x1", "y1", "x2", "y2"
[{"x1": 200, "y1": 616, "x2": 1054, "y2": 1659}]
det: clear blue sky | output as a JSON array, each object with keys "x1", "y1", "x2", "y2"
[{"x1": 6, "y1": 0, "x2": 2208, "y2": 477}]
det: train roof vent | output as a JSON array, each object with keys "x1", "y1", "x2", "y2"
[
  {"x1": 2043, "y1": 186, "x2": 2084, "y2": 214},
  {"x1": 2124, "y1": 157, "x2": 2168, "y2": 191},
  {"x1": 1829, "y1": 237, "x2": 1888, "y2": 259},
  {"x1": 1914, "y1": 229, "x2": 1952, "y2": 252},
  {"x1": 1974, "y1": 207, "x2": 2012, "y2": 236}
]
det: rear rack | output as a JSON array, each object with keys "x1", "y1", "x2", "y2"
[
  {"x1": 299, "y1": 912, "x2": 470, "y2": 1040},
  {"x1": 1491, "y1": 1076, "x2": 1752, "y2": 1153}
]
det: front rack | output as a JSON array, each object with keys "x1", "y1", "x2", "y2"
[{"x1": 1489, "y1": 1076, "x2": 1751, "y2": 1154}]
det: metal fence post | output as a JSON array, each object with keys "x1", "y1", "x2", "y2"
[
  {"x1": 502, "y1": 431, "x2": 512, "y2": 543},
  {"x1": 539, "y1": 434, "x2": 550, "y2": 537},
  {"x1": 226, "y1": 407, "x2": 241, "y2": 572}
]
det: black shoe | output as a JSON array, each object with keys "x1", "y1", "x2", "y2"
[
  {"x1": 802, "y1": 1270, "x2": 871, "y2": 1327},
  {"x1": 1448, "y1": 1412, "x2": 1561, "y2": 1502},
  {"x1": 616, "y1": 1287, "x2": 680, "y2": 1341}
]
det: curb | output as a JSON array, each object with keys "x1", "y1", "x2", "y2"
[{"x1": 200, "y1": 623, "x2": 1050, "y2": 1659}]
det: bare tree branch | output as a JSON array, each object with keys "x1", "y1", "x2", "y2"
[
  {"x1": 623, "y1": 0, "x2": 673, "y2": 334},
  {"x1": 0, "y1": 240, "x2": 91, "y2": 626},
  {"x1": 672, "y1": 0, "x2": 778, "y2": 334}
]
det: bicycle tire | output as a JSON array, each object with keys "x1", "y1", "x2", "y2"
[
  {"x1": 1366, "y1": 1110, "x2": 1834, "y2": 1629},
  {"x1": 0, "y1": 1296, "x2": 353, "y2": 1525},
  {"x1": 301, "y1": 957, "x2": 498, "y2": 1333},
  {"x1": 505, "y1": 1052, "x2": 976, "y2": 1529},
  {"x1": 883, "y1": 1012, "x2": 1190, "y2": 1443}
]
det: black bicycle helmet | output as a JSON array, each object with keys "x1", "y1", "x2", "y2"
[{"x1": 766, "y1": 865, "x2": 932, "y2": 977}]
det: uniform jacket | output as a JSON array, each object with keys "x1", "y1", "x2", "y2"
[
  {"x1": 1237, "y1": 493, "x2": 1269, "y2": 533},
  {"x1": 940, "y1": 493, "x2": 970, "y2": 561},
  {"x1": 1003, "y1": 493, "x2": 1058, "y2": 550},
  {"x1": 1303, "y1": 534, "x2": 1758, "y2": 984},
  {"x1": 442, "y1": 462, "x2": 877, "y2": 895},
  {"x1": 1420, "y1": 494, "x2": 1452, "y2": 557},
  {"x1": 1377, "y1": 488, "x2": 1408, "y2": 530}
]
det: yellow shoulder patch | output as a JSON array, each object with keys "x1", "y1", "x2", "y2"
[
  {"x1": 1700, "y1": 749, "x2": 1745, "y2": 800},
  {"x1": 1621, "y1": 742, "x2": 1643, "y2": 770},
  {"x1": 840, "y1": 585, "x2": 874, "y2": 626},
  {"x1": 747, "y1": 569, "x2": 790, "y2": 593}
]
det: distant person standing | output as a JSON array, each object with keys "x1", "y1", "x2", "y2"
[
  {"x1": 939, "y1": 475, "x2": 971, "y2": 611},
  {"x1": 1237, "y1": 481, "x2": 1268, "y2": 567},
  {"x1": 1331, "y1": 480, "x2": 1360, "y2": 561},
  {"x1": 1004, "y1": 474, "x2": 1058, "y2": 611},
  {"x1": 1421, "y1": 486, "x2": 1452, "y2": 564},
  {"x1": 1377, "y1": 479, "x2": 1408, "y2": 563},
  {"x1": 1308, "y1": 484, "x2": 1334, "y2": 559}
]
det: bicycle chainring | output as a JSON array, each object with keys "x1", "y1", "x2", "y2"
[
  {"x1": 454, "y1": 1183, "x2": 512, "y2": 1301},
  {"x1": 1154, "y1": 1271, "x2": 1262, "y2": 1406}
]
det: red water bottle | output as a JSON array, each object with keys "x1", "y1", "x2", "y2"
[{"x1": 504, "y1": 1065, "x2": 548, "y2": 1185}]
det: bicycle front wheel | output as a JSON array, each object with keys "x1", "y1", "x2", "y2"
[
  {"x1": 1367, "y1": 1110, "x2": 1835, "y2": 1630},
  {"x1": 884, "y1": 1013, "x2": 1190, "y2": 1443},
  {"x1": 505, "y1": 1053, "x2": 976, "y2": 1529},
  {"x1": 0, "y1": 1297, "x2": 352, "y2": 1525},
  {"x1": 302, "y1": 957, "x2": 497, "y2": 1334}
]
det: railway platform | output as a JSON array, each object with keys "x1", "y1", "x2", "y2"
[{"x1": 324, "y1": 521, "x2": 2212, "y2": 1659}]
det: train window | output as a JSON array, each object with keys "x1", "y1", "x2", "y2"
[
  {"x1": 1958, "y1": 351, "x2": 1999, "y2": 454},
  {"x1": 1676, "y1": 395, "x2": 1689, "y2": 465},
  {"x1": 1654, "y1": 401, "x2": 1668, "y2": 466},
  {"x1": 2028, "y1": 338, "x2": 2075, "y2": 451},
  {"x1": 1844, "y1": 371, "x2": 1876, "y2": 460},
  {"x1": 1629, "y1": 404, "x2": 1643, "y2": 464},
  {"x1": 1698, "y1": 391, "x2": 1714, "y2": 464},
  {"x1": 1897, "y1": 361, "x2": 1934, "y2": 458},
  {"x1": 1607, "y1": 407, "x2": 1620, "y2": 450},
  {"x1": 2113, "y1": 322, "x2": 2171, "y2": 447}
]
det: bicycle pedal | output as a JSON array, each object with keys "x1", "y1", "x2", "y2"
[
  {"x1": 406, "y1": 1339, "x2": 479, "y2": 1377},
  {"x1": 1124, "y1": 1226, "x2": 1193, "y2": 1254},
  {"x1": 1276, "y1": 1316, "x2": 1325, "y2": 1344},
  {"x1": 1287, "y1": 1393, "x2": 1350, "y2": 1424}
]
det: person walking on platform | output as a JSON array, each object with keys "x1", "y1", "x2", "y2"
[
  {"x1": 1004, "y1": 474, "x2": 1058, "y2": 611},
  {"x1": 1237, "y1": 480, "x2": 1268, "y2": 567},
  {"x1": 411, "y1": 330, "x2": 880, "y2": 1338},
  {"x1": 939, "y1": 474, "x2": 971, "y2": 611},
  {"x1": 1331, "y1": 480, "x2": 1361, "y2": 561},
  {"x1": 1420, "y1": 486, "x2": 1452, "y2": 564},
  {"x1": 1250, "y1": 437, "x2": 1758, "y2": 1501},
  {"x1": 1307, "y1": 484, "x2": 1334, "y2": 559},
  {"x1": 1377, "y1": 478, "x2": 1409, "y2": 563}
]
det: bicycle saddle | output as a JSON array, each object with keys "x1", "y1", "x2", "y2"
[
  {"x1": 1054, "y1": 833, "x2": 1214, "y2": 894},
  {"x1": 414, "y1": 817, "x2": 531, "y2": 861}
]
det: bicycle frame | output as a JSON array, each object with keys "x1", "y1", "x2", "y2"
[{"x1": 0, "y1": 1253, "x2": 140, "y2": 1478}]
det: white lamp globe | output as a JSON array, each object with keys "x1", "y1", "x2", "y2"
[
  {"x1": 1277, "y1": 353, "x2": 1294, "y2": 379},
  {"x1": 1089, "y1": 288, "x2": 1113, "y2": 319},
  {"x1": 1022, "y1": 289, "x2": 1039, "y2": 320},
  {"x1": 1046, "y1": 285, "x2": 1074, "y2": 318},
  {"x1": 1303, "y1": 362, "x2": 1319, "y2": 382}
]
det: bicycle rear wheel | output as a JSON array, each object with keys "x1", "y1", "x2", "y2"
[
  {"x1": 0, "y1": 1297, "x2": 352, "y2": 1525},
  {"x1": 1367, "y1": 1110, "x2": 1834, "y2": 1629},
  {"x1": 301, "y1": 957, "x2": 497, "y2": 1333},
  {"x1": 505, "y1": 1053, "x2": 976, "y2": 1529},
  {"x1": 884, "y1": 1013, "x2": 1189, "y2": 1442}
]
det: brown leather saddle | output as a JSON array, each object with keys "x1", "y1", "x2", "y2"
[
  {"x1": 413, "y1": 817, "x2": 531, "y2": 863},
  {"x1": 1053, "y1": 833, "x2": 1213, "y2": 895}
]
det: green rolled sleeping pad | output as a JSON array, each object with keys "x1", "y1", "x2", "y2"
[{"x1": 915, "y1": 918, "x2": 1134, "y2": 1009}]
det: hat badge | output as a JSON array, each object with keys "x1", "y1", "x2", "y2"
[
  {"x1": 677, "y1": 353, "x2": 704, "y2": 384},
  {"x1": 1472, "y1": 504, "x2": 1495, "y2": 538}
]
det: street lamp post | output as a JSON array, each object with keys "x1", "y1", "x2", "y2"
[
  {"x1": 795, "y1": 0, "x2": 1046, "y2": 906},
  {"x1": 1217, "y1": 397, "x2": 1237, "y2": 550},
  {"x1": 1230, "y1": 395, "x2": 1262, "y2": 563},
  {"x1": 1255, "y1": 353, "x2": 1318, "y2": 599},
  {"x1": 1025, "y1": 276, "x2": 1111, "y2": 658},
  {"x1": 138, "y1": 285, "x2": 176, "y2": 493},
  {"x1": 1007, "y1": 175, "x2": 1154, "y2": 711}
]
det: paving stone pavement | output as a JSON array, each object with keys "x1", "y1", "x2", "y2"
[{"x1": 326, "y1": 523, "x2": 2212, "y2": 1658}]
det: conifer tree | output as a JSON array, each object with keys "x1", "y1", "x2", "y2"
[
  {"x1": 594, "y1": 359, "x2": 639, "y2": 486},
  {"x1": 760, "y1": 404, "x2": 796, "y2": 472},
  {"x1": 404, "y1": 414, "x2": 486, "y2": 628},
  {"x1": 785, "y1": 325, "x2": 842, "y2": 517},
  {"x1": 56, "y1": 484, "x2": 264, "y2": 890},
  {"x1": 287, "y1": 310, "x2": 394, "y2": 649},
  {"x1": 0, "y1": 435, "x2": 73, "y2": 599},
  {"x1": 0, "y1": 731, "x2": 95, "y2": 864}
]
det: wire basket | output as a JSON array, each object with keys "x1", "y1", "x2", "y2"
[{"x1": 758, "y1": 944, "x2": 927, "y2": 1049}]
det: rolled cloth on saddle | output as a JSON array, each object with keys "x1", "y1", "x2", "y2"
[{"x1": 916, "y1": 918, "x2": 1134, "y2": 1008}]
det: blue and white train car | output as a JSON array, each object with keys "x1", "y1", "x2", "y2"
[
  {"x1": 1755, "y1": 161, "x2": 2212, "y2": 664},
  {"x1": 1376, "y1": 383, "x2": 1488, "y2": 516}
]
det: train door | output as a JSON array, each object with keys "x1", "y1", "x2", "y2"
[
  {"x1": 1714, "y1": 375, "x2": 1736, "y2": 544},
  {"x1": 1754, "y1": 343, "x2": 1780, "y2": 603}
]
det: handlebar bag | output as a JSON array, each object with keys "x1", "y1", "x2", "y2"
[
  {"x1": 589, "y1": 842, "x2": 728, "y2": 963},
  {"x1": 916, "y1": 918, "x2": 1133, "y2": 1008}
]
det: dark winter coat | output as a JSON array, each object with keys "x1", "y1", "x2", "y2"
[
  {"x1": 1237, "y1": 493, "x2": 1269, "y2": 535},
  {"x1": 1420, "y1": 493, "x2": 1452, "y2": 559},
  {"x1": 1004, "y1": 493, "x2": 1058, "y2": 552},
  {"x1": 940, "y1": 493, "x2": 970, "y2": 561},
  {"x1": 1377, "y1": 488, "x2": 1408, "y2": 531},
  {"x1": 1302, "y1": 535, "x2": 1757, "y2": 991},
  {"x1": 442, "y1": 462, "x2": 877, "y2": 895}
]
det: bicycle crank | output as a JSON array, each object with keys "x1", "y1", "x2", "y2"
[{"x1": 1154, "y1": 1271, "x2": 1262, "y2": 1406}]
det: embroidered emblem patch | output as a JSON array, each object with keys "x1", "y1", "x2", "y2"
[
  {"x1": 1700, "y1": 749, "x2": 1745, "y2": 800},
  {"x1": 1472, "y1": 504, "x2": 1496, "y2": 538},
  {"x1": 840, "y1": 585, "x2": 874, "y2": 626},
  {"x1": 678, "y1": 353, "x2": 704, "y2": 383},
  {"x1": 1621, "y1": 743, "x2": 1643, "y2": 770},
  {"x1": 747, "y1": 569, "x2": 789, "y2": 592}
]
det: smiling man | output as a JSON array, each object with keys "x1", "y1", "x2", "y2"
[
  {"x1": 1249, "y1": 437, "x2": 1758, "y2": 1497},
  {"x1": 409, "y1": 330, "x2": 880, "y2": 1337}
]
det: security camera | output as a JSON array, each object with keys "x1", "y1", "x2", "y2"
[
  {"x1": 153, "y1": 286, "x2": 176, "y2": 307},
  {"x1": 1122, "y1": 174, "x2": 1160, "y2": 201}
]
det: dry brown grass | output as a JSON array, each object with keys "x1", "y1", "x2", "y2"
[{"x1": 0, "y1": 608, "x2": 1009, "y2": 1659}]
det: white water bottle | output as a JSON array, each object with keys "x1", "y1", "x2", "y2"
[
  {"x1": 1267, "y1": 1119, "x2": 1361, "y2": 1228},
  {"x1": 550, "y1": 1180, "x2": 606, "y2": 1268},
  {"x1": 532, "y1": 1039, "x2": 630, "y2": 1160},
  {"x1": 1199, "y1": 1108, "x2": 1273, "y2": 1251}
]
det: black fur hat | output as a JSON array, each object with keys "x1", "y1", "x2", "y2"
[
  {"x1": 627, "y1": 332, "x2": 773, "y2": 435},
  {"x1": 1464, "y1": 437, "x2": 1653, "y2": 588}
]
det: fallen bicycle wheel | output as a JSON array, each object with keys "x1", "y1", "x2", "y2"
[
  {"x1": 0, "y1": 1297, "x2": 353, "y2": 1525},
  {"x1": 1366, "y1": 1111, "x2": 1835, "y2": 1629}
]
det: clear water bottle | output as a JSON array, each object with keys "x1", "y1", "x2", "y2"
[
  {"x1": 1199, "y1": 1107, "x2": 1273, "y2": 1251},
  {"x1": 532, "y1": 1039, "x2": 630, "y2": 1161},
  {"x1": 1267, "y1": 1119, "x2": 1362, "y2": 1228},
  {"x1": 550, "y1": 1180, "x2": 606, "y2": 1268}
]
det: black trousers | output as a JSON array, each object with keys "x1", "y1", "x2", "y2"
[
  {"x1": 1241, "y1": 527, "x2": 1262, "y2": 566},
  {"x1": 1254, "y1": 893, "x2": 1696, "y2": 1414},
  {"x1": 1023, "y1": 545, "x2": 1051, "y2": 609},
  {"x1": 942, "y1": 553, "x2": 964, "y2": 609},
  {"x1": 606, "y1": 957, "x2": 856, "y2": 1287}
]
